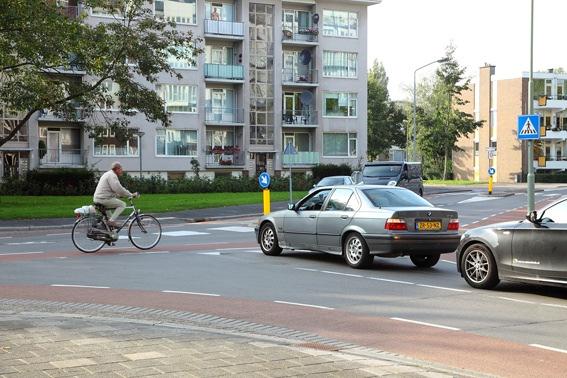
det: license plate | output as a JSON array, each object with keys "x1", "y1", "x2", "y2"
[{"x1": 416, "y1": 221, "x2": 442, "y2": 231}]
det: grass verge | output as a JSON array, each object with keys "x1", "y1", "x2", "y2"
[
  {"x1": 0, "y1": 191, "x2": 307, "y2": 220},
  {"x1": 425, "y1": 180, "x2": 486, "y2": 185}
]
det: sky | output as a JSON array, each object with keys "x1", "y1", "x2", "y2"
[{"x1": 368, "y1": 0, "x2": 567, "y2": 101}]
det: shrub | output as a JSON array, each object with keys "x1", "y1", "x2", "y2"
[
  {"x1": 0, "y1": 168, "x2": 97, "y2": 195},
  {"x1": 311, "y1": 164, "x2": 353, "y2": 181},
  {"x1": 535, "y1": 172, "x2": 567, "y2": 183}
]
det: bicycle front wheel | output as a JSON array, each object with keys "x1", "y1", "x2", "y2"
[
  {"x1": 71, "y1": 218, "x2": 105, "y2": 253},
  {"x1": 128, "y1": 214, "x2": 162, "y2": 250}
]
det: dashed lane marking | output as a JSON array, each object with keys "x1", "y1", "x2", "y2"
[
  {"x1": 162, "y1": 290, "x2": 220, "y2": 297},
  {"x1": 0, "y1": 251, "x2": 44, "y2": 256},
  {"x1": 320, "y1": 270, "x2": 363, "y2": 278},
  {"x1": 416, "y1": 284, "x2": 471, "y2": 293},
  {"x1": 46, "y1": 233, "x2": 70, "y2": 237},
  {"x1": 530, "y1": 344, "x2": 567, "y2": 354},
  {"x1": 50, "y1": 284, "x2": 109, "y2": 289},
  {"x1": 366, "y1": 277, "x2": 414, "y2": 285},
  {"x1": 391, "y1": 317, "x2": 461, "y2": 331},
  {"x1": 497, "y1": 296, "x2": 535, "y2": 304},
  {"x1": 162, "y1": 231, "x2": 210, "y2": 237},
  {"x1": 458, "y1": 196, "x2": 499, "y2": 204},
  {"x1": 274, "y1": 300, "x2": 334, "y2": 310},
  {"x1": 5, "y1": 241, "x2": 55, "y2": 245},
  {"x1": 209, "y1": 226, "x2": 255, "y2": 233}
]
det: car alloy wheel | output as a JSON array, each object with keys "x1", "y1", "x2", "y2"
[
  {"x1": 462, "y1": 243, "x2": 499, "y2": 289},
  {"x1": 343, "y1": 233, "x2": 372, "y2": 269},
  {"x1": 259, "y1": 223, "x2": 282, "y2": 256}
]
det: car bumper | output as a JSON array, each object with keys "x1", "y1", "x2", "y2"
[{"x1": 363, "y1": 233, "x2": 461, "y2": 256}]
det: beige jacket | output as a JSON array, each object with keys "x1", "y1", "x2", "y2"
[{"x1": 93, "y1": 170, "x2": 133, "y2": 201}]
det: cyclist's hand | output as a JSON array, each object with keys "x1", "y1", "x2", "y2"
[{"x1": 130, "y1": 192, "x2": 140, "y2": 199}]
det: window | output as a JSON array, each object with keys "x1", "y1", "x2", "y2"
[
  {"x1": 101, "y1": 80, "x2": 120, "y2": 110},
  {"x1": 542, "y1": 199, "x2": 567, "y2": 223},
  {"x1": 322, "y1": 10, "x2": 358, "y2": 38},
  {"x1": 206, "y1": 2, "x2": 234, "y2": 21},
  {"x1": 324, "y1": 189, "x2": 353, "y2": 211},
  {"x1": 323, "y1": 133, "x2": 357, "y2": 157},
  {"x1": 155, "y1": 0, "x2": 196, "y2": 25},
  {"x1": 474, "y1": 142, "x2": 479, "y2": 156},
  {"x1": 91, "y1": 1, "x2": 128, "y2": 17},
  {"x1": 298, "y1": 189, "x2": 332, "y2": 211},
  {"x1": 156, "y1": 129, "x2": 197, "y2": 156},
  {"x1": 323, "y1": 51, "x2": 357, "y2": 78},
  {"x1": 94, "y1": 129, "x2": 139, "y2": 157},
  {"x1": 323, "y1": 92, "x2": 357, "y2": 117},
  {"x1": 167, "y1": 47, "x2": 197, "y2": 70},
  {"x1": 156, "y1": 84, "x2": 197, "y2": 113}
]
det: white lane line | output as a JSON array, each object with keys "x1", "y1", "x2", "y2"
[
  {"x1": 6, "y1": 241, "x2": 55, "y2": 245},
  {"x1": 367, "y1": 277, "x2": 414, "y2": 285},
  {"x1": 46, "y1": 233, "x2": 71, "y2": 237},
  {"x1": 185, "y1": 242, "x2": 229, "y2": 246},
  {"x1": 274, "y1": 301, "x2": 334, "y2": 310},
  {"x1": 295, "y1": 267, "x2": 319, "y2": 272},
  {"x1": 441, "y1": 260, "x2": 457, "y2": 265},
  {"x1": 209, "y1": 226, "x2": 255, "y2": 233},
  {"x1": 497, "y1": 296, "x2": 535, "y2": 304},
  {"x1": 143, "y1": 251, "x2": 170, "y2": 254},
  {"x1": 51, "y1": 284, "x2": 109, "y2": 289},
  {"x1": 162, "y1": 231, "x2": 209, "y2": 237},
  {"x1": 320, "y1": 270, "x2": 363, "y2": 278},
  {"x1": 198, "y1": 251, "x2": 221, "y2": 255},
  {"x1": 391, "y1": 317, "x2": 460, "y2": 331},
  {"x1": 216, "y1": 247, "x2": 257, "y2": 251},
  {"x1": 162, "y1": 290, "x2": 220, "y2": 297},
  {"x1": 156, "y1": 217, "x2": 176, "y2": 220},
  {"x1": 0, "y1": 251, "x2": 44, "y2": 256},
  {"x1": 417, "y1": 284, "x2": 471, "y2": 293},
  {"x1": 542, "y1": 303, "x2": 567, "y2": 310},
  {"x1": 0, "y1": 236, "x2": 13, "y2": 239},
  {"x1": 530, "y1": 344, "x2": 567, "y2": 354}
]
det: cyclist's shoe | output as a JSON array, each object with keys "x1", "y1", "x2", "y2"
[{"x1": 107, "y1": 220, "x2": 120, "y2": 228}]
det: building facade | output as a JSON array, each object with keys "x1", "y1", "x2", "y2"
[
  {"x1": 0, "y1": 0, "x2": 379, "y2": 180},
  {"x1": 454, "y1": 66, "x2": 567, "y2": 183}
]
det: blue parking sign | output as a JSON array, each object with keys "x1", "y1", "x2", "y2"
[{"x1": 258, "y1": 172, "x2": 271, "y2": 189}]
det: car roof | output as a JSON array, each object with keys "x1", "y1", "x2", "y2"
[
  {"x1": 319, "y1": 175, "x2": 350, "y2": 179},
  {"x1": 364, "y1": 161, "x2": 420, "y2": 166},
  {"x1": 313, "y1": 184, "x2": 404, "y2": 191}
]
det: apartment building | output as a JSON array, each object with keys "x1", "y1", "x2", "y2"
[
  {"x1": 0, "y1": 0, "x2": 378, "y2": 180},
  {"x1": 454, "y1": 65, "x2": 567, "y2": 183}
]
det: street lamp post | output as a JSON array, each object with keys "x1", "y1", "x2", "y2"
[
  {"x1": 527, "y1": 0, "x2": 535, "y2": 213},
  {"x1": 136, "y1": 131, "x2": 145, "y2": 178},
  {"x1": 412, "y1": 58, "x2": 449, "y2": 161}
]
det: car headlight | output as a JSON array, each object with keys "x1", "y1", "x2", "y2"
[{"x1": 387, "y1": 180, "x2": 397, "y2": 186}]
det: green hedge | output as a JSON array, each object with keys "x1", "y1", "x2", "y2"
[
  {"x1": 535, "y1": 173, "x2": 567, "y2": 183},
  {"x1": 311, "y1": 164, "x2": 353, "y2": 181},
  {"x1": 0, "y1": 168, "x2": 96, "y2": 195}
]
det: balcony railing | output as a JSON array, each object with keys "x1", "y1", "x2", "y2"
[
  {"x1": 38, "y1": 108, "x2": 85, "y2": 122},
  {"x1": 282, "y1": 68, "x2": 318, "y2": 85},
  {"x1": 282, "y1": 110, "x2": 318, "y2": 126},
  {"x1": 283, "y1": 151, "x2": 320, "y2": 166},
  {"x1": 204, "y1": 19, "x2": 244, "y2": 37},
  {"x1": 533, "y1": 94, "x2": 567, "y2": 101},
  {"x1": 206, "y1": 149, "x2": 245, "y2": 167},
  {"x1": 204, "y1": 63, "x2": 244, "y2": 80},
  {"x1": 204, "y1": 107, "x2": 244, "y2": 124},
  {"x1": 282, "y1": 27, "x2": 318, "y2": 43},
  {"x1": 39, "y1": 149, "x2": 85, "y2": 166}
]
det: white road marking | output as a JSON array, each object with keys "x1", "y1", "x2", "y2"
[
  {"x1": 391, "y1": 317, "x2": 460, "y2": 331},
  {"x1": 274, "y1": 300, "x2": 334, "y2": 310},
  {"x1": 497, "y1": 296, "x2": 535, "y2": 304},
  {"x1": 321, "y1": 270, "x2": 363, "y2": 278},
  {"x1": 118, "y1": 235, "x2": 138, "y2": 240},
  {"x1": 156, "y1": 217, "x2": 176, "y2": 220},
  {"x1": 458, "y1": 196, "x2": 499, "y2": 204},
  {"x1": 441, "y1": 260, "x2": 457, "y2": 264},
  {"x1": 199, "y1": 252, "x2": 221, "y2": 255},
  {"x1": 185, "y1": 242, "x2": 229, "y2": 246},
  {"x1": 295, "y1": 268, "x2": 319, "y2": 272},
  {"x1": 367, "y1": 277, "x2": 414, "y2": 285},
  {"x1": 0, "y1": 251, "x2": 44, "y2": 256},
  {"x1": 162, "y1": 290, "x2": 220, "y2": 297},
  {"x1": 530, "y1": 344, "x2": 567, "y2": 354},
  {"x1": 51, "y1": 284, "x2": 109, "y2": 289},
  {"x1": 143, "y1": 251, "x2": 170, "y2": 254},
  {"x1": 6, "y1": 241, "x2": 55, "y2": 245},
  {"x1": 46, "y1": 233, "x2": 71, "y2": 237},
  {"x1": 209, "y1": 226, "x2": 255, "y2": 233},
  {"x1": 162, "y1": 231, "x2": 209, "y2": 237},
  {"x1": 0, "y1": 236, "x2": 12, "y2": 239},
  {"x1": 216, "y1": 247, "x2": 257, "y2": 251},
  {"x1": 416, "y1": 284, "x2": 471, "y2": 293},
  {"x1": 543, "y1": 193, "x2": 561, "y2": 197}
]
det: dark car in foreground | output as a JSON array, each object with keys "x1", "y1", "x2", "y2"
[
  {"x1": 457, "y1": 197, "x2": 567, "y2": 289},
  {"x1": 256, "y1": 185, "x2": 460, "y2": 269}
]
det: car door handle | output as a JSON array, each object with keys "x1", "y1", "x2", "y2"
[
  {"x1": 309, "y1": 215, "x2": 317, "y2": 219},
  {"x1": 340, "y1": 215, "x2": 349, "y2": 219}
]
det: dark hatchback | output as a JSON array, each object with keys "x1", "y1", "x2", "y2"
[{"x1": 456, "y1": 197, "x2": 567, "y2": 289}]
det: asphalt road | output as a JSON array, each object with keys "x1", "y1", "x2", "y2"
[{"x1": 1, "y1": 188, "x2": 567, "y2": 377}]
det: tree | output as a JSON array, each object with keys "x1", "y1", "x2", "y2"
[
  {"x1": 0, "y1": 0, "x2": 202, "y2": 147},
  {"x1": 417, "y1": 45, "x2": 482, "y2": 179},
  {"x1": 367, "y1": 60, "x2": 406, "y2": 161}
]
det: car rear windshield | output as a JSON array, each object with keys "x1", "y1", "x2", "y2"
[
  {"x1": 318, "y1": 177, "x2": 344, "y2": 186},
  {"x1": 362, "y1": 188, "x2": 432, "y2": 208},
  {"x1": 362, "y1": 164, "x2": 402, "y2": 177}
]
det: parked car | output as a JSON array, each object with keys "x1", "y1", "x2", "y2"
[
  {"x1": 256, "y1": 185, "x2": 460, "y2": 269},
  {"x1": 309, "y1": 175, "x2": 354, "y2": 193},
  {"x1": 358, "y1": 161, "x2": 424, "y2": 196},
  {"x1": 457, "y1": 197, "x2": 567, "y2": 289}
]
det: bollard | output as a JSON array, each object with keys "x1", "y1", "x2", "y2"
[
  {"x1": 488, "y1": 175, "x2": 493, "y2": 195},
  {"x1": 263, "y1": 189, "x2": 271, "y2": 215}
]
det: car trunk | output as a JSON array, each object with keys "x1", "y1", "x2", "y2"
[{"x1": 390, "y1": 208, "x2": 458, "y2": 232}]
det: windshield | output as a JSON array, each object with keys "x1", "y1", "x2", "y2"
[
  {"x1": 362, "y1": 188, "x2": 432, "y2": 208},
  {"x1": 317, "y1": 177, "x2": 344, "y2": 186},
  {"x1": 363, "y1": 164, "x2": 402, "y2": 178}
]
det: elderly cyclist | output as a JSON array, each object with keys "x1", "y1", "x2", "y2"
[{"x1": 93, "y1": 161, "x2": 138, "y2": 227}]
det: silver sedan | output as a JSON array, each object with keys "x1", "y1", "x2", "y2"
[{"x1": 256, "y1": 185, "x2": 460, "y2": 269}]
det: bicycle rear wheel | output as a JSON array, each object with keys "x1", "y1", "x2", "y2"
[
  {"x1": 72, "y1": 218, "x2": 105, "y2": 253},
  {"x1": 128, "y1": 214, "x2": 162, "y2": 250}
]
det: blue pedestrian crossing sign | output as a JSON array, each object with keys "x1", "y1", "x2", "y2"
[
  {"x1": 517, "y1": 115, "x2": 540, "y2": 140},
  {"x1": 258, "y1": 172, "x2": 271, "y2": 189}
]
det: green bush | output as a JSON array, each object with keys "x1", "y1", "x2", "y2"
[
  {"x1": 311, "y1": 164, "x2": 353, "y2": 181},
  {"x1": 0, "y1": 168, "x2": 96, "y2": 195},
  {"x1": 535, "y1": 172, "x2": 567, "y2": 183}
]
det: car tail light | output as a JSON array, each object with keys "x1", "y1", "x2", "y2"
[
  {"x1": 385, "y1": 218, "x2": 407, "y2": 231},
  {"x1": 448, "y1": 218, "x2": 459, "y2": 231}
]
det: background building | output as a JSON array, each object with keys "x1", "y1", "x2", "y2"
[
  {"x1": 0, "y1": 0, "x2": 379, "y2": 180},
  {"x1": 454, "y1": 66, "x2": 567, "y2": 183}
]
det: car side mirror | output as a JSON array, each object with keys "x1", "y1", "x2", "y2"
[
  {"x1": 400, "y1": 172, "x2": 408, "y2": 180},
  {"x1": 526, "y1": 210, "x2": 539, "y2": 223},
  {"x1": 312, "y1": 184, "x2": 317, "y2": 188},
  {"x1": 288, "y1": 203, "x2": 296, "y2": 211}
]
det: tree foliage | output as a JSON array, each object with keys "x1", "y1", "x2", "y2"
[
  {"x1": 0, "y1": 0, "x2": 202, "y2": 147},
  {"x1": 417, "y1": 45, "x2": 482, "y2": 179},
  {"x1": 367, "y1": 60, "x2": 406, "y2": 160}
]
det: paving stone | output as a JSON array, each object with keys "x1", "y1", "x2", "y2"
[{"x1": 49, "y1": 357, "x2": 97, "y2": 369}]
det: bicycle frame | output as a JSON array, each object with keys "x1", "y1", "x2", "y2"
[{"x1": 96, "y1": 198, "x2": 143, "y2": 235}]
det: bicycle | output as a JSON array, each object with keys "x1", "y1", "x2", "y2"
[{"x1": 71, "y1": 196, "x2": 162, "y2": 253}]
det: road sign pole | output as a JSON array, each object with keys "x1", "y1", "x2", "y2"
[
  {"x1": 289, "y1": 163, "x2": 293, "y2": 204},
  {"x1": 527, "y1": 0, "x2": 535, "y2": 214}
]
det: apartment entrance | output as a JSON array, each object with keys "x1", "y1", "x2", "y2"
[{"x1": 253, "y1": 152, "x2": 274, "y2": 175}]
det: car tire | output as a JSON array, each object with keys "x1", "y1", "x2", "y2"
[
  {"x1": 461, "y1": 243, "x2": 499, "y2": 289},
  {"x1": 343, "y1": 233, "x2": 373, "y2": 269},
  {"x1": 410, "y1": 254, "x2": 440, "y2": 268},
  {"x1": 259, "y1": 223, "x2": 282, "y2": 256}
]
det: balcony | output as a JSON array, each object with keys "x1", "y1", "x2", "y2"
[
  {"x1": 282, "y1": 151, "x2": 319, "y2": 166},
  {"x1": 205, "y1": 149, "x2": 245, "y2": 168},
  {"x1": 57, "y1": 4, "x2": 81, "y2": 19},
  {"x1": 204, "y1": 107, "x2": 244, "y2": 125},
  {"x1": 204, "y1": 19, "x2": 244, "y2": 39},
  {"x1": 204, "y1": 63, "x2": 244, "y2": 83},
  {"x1": 39, "y1": 149, "x2": 86, "y2": 167},
  {"x1": 281, "y1": 110, "x2": 318, "y2": 127},
  {"x1": 38, "y1": 108, "x2": 85, "y2": 122},
  {"x1": 282, "y1": 28, "x2": 318, "y2": 45},
  {"x1": 282, "y1": 68, "x2": 318, "y2": 86}
]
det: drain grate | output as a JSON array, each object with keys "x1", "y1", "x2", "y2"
[{"x1": 296, "y1": 342, "x2": 339, "y2": 351}]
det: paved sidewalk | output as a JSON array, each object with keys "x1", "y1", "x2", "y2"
[{"x1": 0, "y1": 302, "x2": 484, "y2": 378}]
